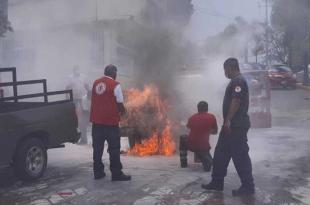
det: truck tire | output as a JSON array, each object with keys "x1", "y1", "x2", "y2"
[{"x1": 14, "y1": 138, "x2": 47, "y2": 181}]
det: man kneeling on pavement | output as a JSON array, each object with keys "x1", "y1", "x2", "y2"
[{"x1": 180, "y1": 101, "x2": 218, "y2": 171}]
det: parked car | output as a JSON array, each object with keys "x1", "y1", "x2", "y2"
[
  {"x1": 290, "y1": 65, "x2": 305, "y2": 73},
  {"x1": 267, "y1": 65, "x2": 297, "y2": 89},
  {"x1": 0, "y1": 67, "x2": 80, "y2": 181},
  {"x1": 240, "y1": 63, "x2": 265, "y2": 71}
]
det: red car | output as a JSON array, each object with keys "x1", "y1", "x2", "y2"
[{"x1": 268, "y1": 65, "x2": 297, "y2": 89}]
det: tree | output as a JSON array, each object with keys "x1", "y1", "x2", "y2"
[
  {"x1": 203, "y1": 17, "x2": 265, "y2": 64},
  {"x1": 269, "y1": 29, "x2": 288, "y2": 64},
  {"x1": 271, "y1": 0, "x2": 310, "y2": 65},
  {"x1": 271, "y1": 0, "x2": 310, "y2": 85},
  {"x1": 252, "y1": 32, "x2": 265, "y2": 63}
]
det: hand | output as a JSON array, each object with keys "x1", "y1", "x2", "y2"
[{"x1": 223, "y1": 120, "x2": 231, "y2": 135}]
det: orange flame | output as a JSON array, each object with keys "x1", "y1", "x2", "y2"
[
  {"x1": 124, "y1": 85, "x2": 176, "y2": 156},
  {"x1": 128, "y1": 122, "x2": 175, "y2": 156}
]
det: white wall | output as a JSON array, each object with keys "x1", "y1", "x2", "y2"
[{"x1": 9, "y1": 0, "x2": 146, "y2": 31}]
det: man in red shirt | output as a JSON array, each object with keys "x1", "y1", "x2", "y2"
[
  {"x1": 90, "y1": 64, "x2": 131, "y2": 181},
  {"x1": 180, "y1": 101, "x2": 218, "y2": 171}
]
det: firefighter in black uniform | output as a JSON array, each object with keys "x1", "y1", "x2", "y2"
[{"x1": 202, "y1": 58, "x2": 255, "y2": 196}]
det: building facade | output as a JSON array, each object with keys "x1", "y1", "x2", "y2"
[{"x1": 0, "y1": 0, "x2": 146, "y2": 88}]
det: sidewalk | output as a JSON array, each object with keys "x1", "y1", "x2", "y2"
[{"x1": 297, "y1": 83, "x2": 310, "y2": 91}]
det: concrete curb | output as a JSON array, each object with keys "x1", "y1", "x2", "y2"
[{"x1": 296, "y1": 83, "x2": 310, "y2": 91}]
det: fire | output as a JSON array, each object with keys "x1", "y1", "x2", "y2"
[
  {"x1": 128, "y1": 122, "x2": 175, "y2": 156},
  {"x1": 123, "y1": 85, "x2": 176, "y2": 156}
]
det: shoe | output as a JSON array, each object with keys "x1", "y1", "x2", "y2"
[
  {"x1": 201, "y1": 181, "x2": 223, "y2": 191},
  {"x1": 232, "y1": 186, "x2": 255, "y2": 196},
  {"x1": 94, "y1": 172, "x2": 106, "y2": 180},
  {"x1": 111, "y1": 173, "x2": 131, "y2": 181},
  {"x1": 203, "y1": 165, "x2": 212, "y2": 172}
]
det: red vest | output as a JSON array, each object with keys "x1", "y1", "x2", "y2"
[{"x1": 90, "y1": 76, "x2": 120, "y2": 125}]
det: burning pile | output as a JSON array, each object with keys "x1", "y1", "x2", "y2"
[{"x1": 123, "y1": 85, "x2": 176, "y2": 156}]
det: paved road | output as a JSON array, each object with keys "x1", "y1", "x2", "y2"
[
  {"x1": 271, "y1": 89, "x2": 310, "y2": 128},
  {"x1": 0, "y1": 89, "x2": 310, "y2": 205}
]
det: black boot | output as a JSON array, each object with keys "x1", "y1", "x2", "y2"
[
  {"x1": 94, "y1": 171, "x2": 106, "y2": 180},
  {"x1": 201, "y1": 180, "x2": 223, "y2": 191},
  {"x1": 232, "y1": 185, "x2": 255, "y2": 196},
  {"x1": 179, "y1": 135, "x2": 188, "y2": 168},
  {"x1": 112, "y1": 172, "x2": 131, "y2": 181},
  {"x1": 93, "y1": 163, "x2": 105, "y2": 180}
]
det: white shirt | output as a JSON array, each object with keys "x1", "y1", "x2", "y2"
[
  {"x1": 105, "y1": 76, "x2": 124, "y2": 103},
  {"x1": 114, "y1": 84, "x2": 124, "y2": 103},
  {"x1": 67, "y1": 74, "x2": 88, "y2": 100}
]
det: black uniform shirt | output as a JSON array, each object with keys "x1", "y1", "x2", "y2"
[{"x1": 223, "y1": 74, "x2": 251, "y2": 128}]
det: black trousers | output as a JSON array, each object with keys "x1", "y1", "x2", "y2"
[
  {"x1": 212, "y1": 128, "x2": 254, "y2": 188},
  {"x1": 92, "y1": 124, "x2": 123, "y2": 176},
  {"x1": 195, "y1": 151, "x2": 213, "y2": 168}
]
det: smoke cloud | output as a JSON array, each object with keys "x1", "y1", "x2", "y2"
[{"x1": 1, "y1": 0, "x2": 228, "y2": 125}]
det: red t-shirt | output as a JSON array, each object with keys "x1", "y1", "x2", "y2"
[{"x1": 187, "y1": 112, "x2": 218, "y2": 152}]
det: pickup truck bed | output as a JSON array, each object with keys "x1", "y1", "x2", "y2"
[
  {"x1": 0, "y1": 67, "x2": 80, "y2": 181},
  {"x1": 1, "y1": 102, "x2": 48, "y2": 112}
]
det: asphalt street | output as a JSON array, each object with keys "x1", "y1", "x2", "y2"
[{"x1": 0, "y1": 89, "x2": 310, "y2": 205}]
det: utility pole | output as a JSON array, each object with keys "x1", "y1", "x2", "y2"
[
  {"x1": 264, "y1": 0, "x2": 270, "y2": 66},
  {"x1": 0, "y1": 0, "x2": 8, "y2": 64},
  {"x1": 304, "y1": 19, "x2": 310, "y2": 86},
  {"x1": 95, "y1": 0, "x2": 98, "y2": 22}
]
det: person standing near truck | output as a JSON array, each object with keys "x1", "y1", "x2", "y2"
[
  {"x1": 80, "y1": 90, "x2": 92, "y2": 144},
  {"x1": 66, "y1": 66, "x2": 89, "y2": 144},
  {"x1": 90, "y1": 64, "x2": 131, "y2": 181}
]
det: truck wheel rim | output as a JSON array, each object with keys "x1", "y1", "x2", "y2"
[{"x1": 26, "y1": 146, "x2": 44, "y2": 176}]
